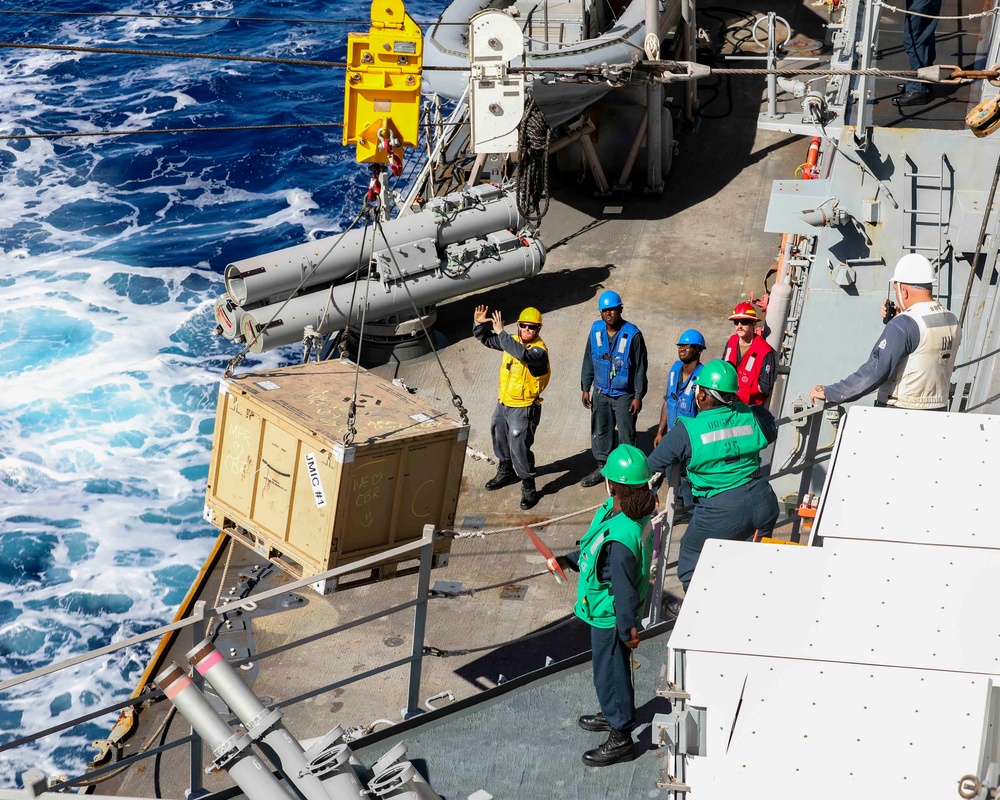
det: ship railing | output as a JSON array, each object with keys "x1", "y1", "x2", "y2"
[{"x1": 0, "y1": 528, "x2": 438, "y2": 796}]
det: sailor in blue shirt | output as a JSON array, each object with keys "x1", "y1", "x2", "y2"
[
  {"x1": 654, "y1": 329, "x2": 706, "y2": 447},
  {"x1": 580, "y1": 291, "x2": 648, "y2": 488},
  {"x1": 654, "y1": 330, "x2": 705, "y2": 514}
]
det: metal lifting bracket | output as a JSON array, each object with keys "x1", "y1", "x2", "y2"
[
  {"x1": 652, "y1": 706, "x2": 707, "y2": 757},
  {"x1": 243, "y1": 706, "x2": 283, "y2": 742},
  {"x1": 656, "y1": 681, "x2": 691, "y2": 701},
  {"x1": 209, "y1": 729, "x2": 254, "y2": 772},
  {"x1": 470, "y1": 60, "x2": 508, "y2": 83}
]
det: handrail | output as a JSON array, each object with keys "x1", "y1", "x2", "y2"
[
  {"x1": 0, "y1": 531, "x2": 439, "y2": 791},
  {"x1": 0, "y1": 533, "x2": 433, "y2": 694}
]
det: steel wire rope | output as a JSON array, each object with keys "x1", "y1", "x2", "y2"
[
  {"x1": 371, "y1": 213, "x2": 470, "y2": 425},
  {"x1": 327, "y1": 205, "x2": 373, "y2": 354},
  {"x1": 954, "y1": 343, "x2": 1000, "y2": 370},
  {"x1": 963, "y1": 389, "x2": 1000, "y2": 412},
  {"x1": 0, "y1": 9, "x2": 475, "y2": 25},
  {"x1": 0, "y1": 121, "x2": 344, "y2": 141},
  {"x1": 224, "y1": 203, "x2": 369, "y2": 377},
  {"x1": 343, "y1": 204, "x2": 378, "y2": 447},
  {"x1": 0, "y1": 40, "x2": 940, "y2": 79},
  {"x1": 872, "y1": 0, "x2": 999, "y2": 20},
  {"x1": 0, "y1": 118, "x2": 461, "y2": 142}
]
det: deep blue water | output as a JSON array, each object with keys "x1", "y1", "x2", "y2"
[{"x1": 0, "y1": 0, "x2": 441, "y2": 782}]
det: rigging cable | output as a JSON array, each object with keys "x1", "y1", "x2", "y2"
[
  {"x1": 0, "y1": 121, "x2": 343, "y2": 141},
  {"x1": 0, "y1": 40, "x2": 940, "y2": 80},
  {"x1": 372, "y1": 213, "x2": 470, "y2": 426},
  {"x1": 344, "y1": 198, "x2": 380, "y2": 448},
  {"x1": 0, "y1": 9, "x2": 474, "y2": 26}
]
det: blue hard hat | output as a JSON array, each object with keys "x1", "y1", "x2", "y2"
[
  {"x1": 677, "y1": 329, "x2": 706, "y2": 348},
  {"x1": 598, "y1": 290, "x2": 623, "y2": 310}
]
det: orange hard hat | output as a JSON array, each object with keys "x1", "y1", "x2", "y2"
[{"x1": 728, "y1": 301, "x2": 760, "y2": 321}]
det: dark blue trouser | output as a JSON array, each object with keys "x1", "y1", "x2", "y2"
[
  {"x1": 491, "y1": 402, "x2": 541, "y2": 479},
  {"x1": 903, "y1": 0, "x2": 942, "y2": 93},
  {"x1": 590, "y1": 625, "x2": 635, "y2": 732},
  {"x1": 590, "y1": 391, "x2": 637, "y2": 464},
  {"x1": 678, "y1": 478, "x2": 780, "y2": 590}
]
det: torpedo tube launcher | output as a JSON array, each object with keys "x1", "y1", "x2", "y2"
[{"x1": 215, "y1": 183, "x2": 543, "y2": 352}]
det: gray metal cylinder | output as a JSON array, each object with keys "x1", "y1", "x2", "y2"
[
  {"x1": 226, "y1": 184, "x2": 525, "y2": 307},
  {"x1": 303, "y1": 725, "x2": 371, "y2": 792},
  {"x1": 215, "y1": 296, "x2": 248, "y2": 340},
  {"x1": 155, "y1": 663, "x2": 295, "y2": 800},
  {"x1": 186, "y1": 639, "x2": 365, "y2": 800},
  {"x1": 368, "y1": 761, "x2": 442, "y2": 800},
  {"x1": 765, "y1": 281, "x2": 792, "y2": 352},
  {"x1": 239, "y1": 233, "x2": 545, "y2": 353}
]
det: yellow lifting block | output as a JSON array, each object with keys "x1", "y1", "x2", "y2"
[{"x1": 343, "y1": 0, "x2": 423, "y2": 167}]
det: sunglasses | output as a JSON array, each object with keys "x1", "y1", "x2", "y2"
[
  {"x1": 732, "y1": 318, "x2": 755, "y2": 326},
  {"x1": 518, "y1": 323, "x2": 540, "y2": 331}
]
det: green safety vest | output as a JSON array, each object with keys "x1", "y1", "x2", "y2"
[
  {"x1": 573, "y1": 497, "x2": 652, "y2": 629},
  {"x1": 678, "y1": 404, "x2": 770, "y2": 497}
]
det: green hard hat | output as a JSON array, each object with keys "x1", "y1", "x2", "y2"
[
  {"x1": 694, "y1": 359, "x2": 739, "y2": 394},
  {"x1": 601, "y1": 444, "x2": 653, "y2": 486}
]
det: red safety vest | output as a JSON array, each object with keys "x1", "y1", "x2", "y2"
[{"x1": 723, "y1": 333, "x2": 773, "y2": 406}]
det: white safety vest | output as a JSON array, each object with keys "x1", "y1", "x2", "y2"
[{"x1": 878, "y1": 301, "x2": 961, "y2": 410}]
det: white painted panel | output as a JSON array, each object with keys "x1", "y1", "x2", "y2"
[
  {"x1": 671, "y1": 539, "x2": 1000, "y2": 675},
  {"x1": 682, "y1": 652, "x2": 990, "y2": 799},
  {"x1": 816, "y1": 406, "x2": 1000, "y2": 548}
]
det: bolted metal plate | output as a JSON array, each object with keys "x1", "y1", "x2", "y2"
[
  {"x1": 461, "y1": 516, "x2": 485, "y2": 531},
  {"x1": 499, "y1": 584, "x2": 527, "y2": 601},
  {"x1": 432, "y1": 580, "x2": 464, "y2": 596}
]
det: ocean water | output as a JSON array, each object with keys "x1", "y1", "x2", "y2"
[{"x1": 0, "y1": 0, "x2": 441, "y2": 783}]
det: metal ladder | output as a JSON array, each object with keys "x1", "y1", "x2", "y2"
[{"x1": 901, "y1": 151, "x2": 951, "y2": 301}]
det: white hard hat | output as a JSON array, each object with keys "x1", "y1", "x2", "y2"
[{"x1": 891, "y1": 254, "x2": 934, "y2": 285}]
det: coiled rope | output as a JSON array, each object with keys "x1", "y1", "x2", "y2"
[
  {"x1": 448, "y1": 502, "x2": 604, "y2": 539},
  {"x1": 516, "y1": 94, "x2": 552, "y2": 229}
]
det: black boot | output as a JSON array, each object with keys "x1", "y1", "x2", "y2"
[
  {"x1": 519, "y1": 478, "x2": 538, "y2": 510},
  {"x1": 580, "y1": 466, "x2": 605, "y2": 488},
  {"x1": 485, "y1": 461, "x2": 517, "y2": 491},
  {"x1": 578, "y1": 712, "x2": 611, "y2": 732},
  {"x1": 582, "y1": 727, "x2": 637, "y2": 767}
]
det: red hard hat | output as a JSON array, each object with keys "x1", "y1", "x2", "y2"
[{"x1": 728, "y1": 301, "x2": 759, "y2": 321}]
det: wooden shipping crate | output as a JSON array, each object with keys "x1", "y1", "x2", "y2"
[{"x1": 204, "y1": 360, "x2": 467, "y2": 589}]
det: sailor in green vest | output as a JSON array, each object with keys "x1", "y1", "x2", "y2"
[
  {"x1": 557, "y1": 444, "x2": 655, "y2": 767},
  {"x1": 648, "y1": 360, "x2": 779, "y2": 619}
]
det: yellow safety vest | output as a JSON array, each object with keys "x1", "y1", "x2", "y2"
[{"x1": 498, "y1": 338, "x2": 550, "y2": 407}]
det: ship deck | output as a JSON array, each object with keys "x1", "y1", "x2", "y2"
[
  {"x1": 14, "y1": 0, "x2": 992, "y2": 797},
  {"x1": 104, "y1": 58, "x2": 799, "y2": 792}
]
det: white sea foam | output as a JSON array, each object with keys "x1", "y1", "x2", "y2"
[{"x1": 0, "y1": 0, "x2": 445, "y2": 782}]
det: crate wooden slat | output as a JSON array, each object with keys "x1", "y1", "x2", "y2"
[{"x1": 204, "y1": 360, "x2": 467, "y2": 589}]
